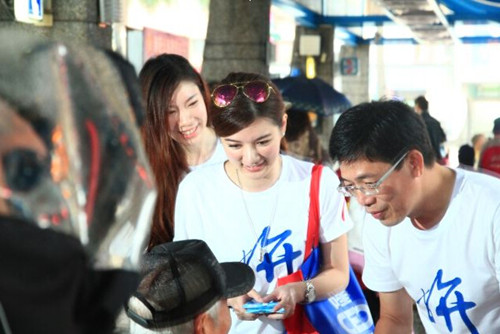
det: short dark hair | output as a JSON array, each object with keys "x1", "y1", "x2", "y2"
[
  {"x1": 211, "y1": 72, "x2": 285, "y2": 137},
  {"x1": 458, "y1": 144, "x2": 475, "y2": 167},
  {"x1": 285, "y1": 108, "x2": 312, "y2": 142},
  {"x1": 329, "y1": 100, "x2": 436, "y2": 167},
  {"x1": 414, "y1": 95, "x2": 428, "y2": 111},
  {"x1": 493, "y1": 117, "x2": 500, "y2": 135}
]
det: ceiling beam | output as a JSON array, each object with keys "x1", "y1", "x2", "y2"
[
  {"x1": 271, "y1": 0, "x2": 320, "y2": 28},
  {"x1": 428, "y1": 0, "x2": 459, "y2": 43},
  {"x1": 320, "y1": 15, "x2": 392, "y2": 27},
  {"x1": 271, "y1": 0, "x2": 500, "y2": 44}
]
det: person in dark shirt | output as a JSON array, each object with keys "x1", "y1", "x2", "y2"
[
  {"x1": 458, "y1": 144, "x2": 475, "y2": 169},
  {"x1": 414, "y1": 96, "x2": 447, "y2": 165}
]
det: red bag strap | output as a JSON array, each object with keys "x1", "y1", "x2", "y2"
[{"x1": 304, "y1": 164, "x2": 322, "y2": 259}]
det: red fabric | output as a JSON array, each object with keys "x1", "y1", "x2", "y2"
[
  {"x1": 480, "y1": 145, "x2": 500, "y2": 175},
  {"x1": 282, "y1": 305, "x2": 317, "y2": 334},
  {"x1": 277, "y1": 165, "x2": 323, "y2": 334},
  {"x1": 305, "y1": 165, "x2": 322, "y2": 255},
  {"x1": 85, "y1": 121, "x2": 100, "y2": 226},
  {"x1": 277, "y1": 271, "x2": 317, "y2": 333}
]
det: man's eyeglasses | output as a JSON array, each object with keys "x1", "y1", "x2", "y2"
[
  {"x1": 337, "y1": 151, "x2": 409, "y2": 197},
  {"x1": 211, "y1": 80, "x2": 274, "y2": 108}
]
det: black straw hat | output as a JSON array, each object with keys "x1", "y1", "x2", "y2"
[{"x1": 126, "y1": 239, "x2": 255, "y2": 329}]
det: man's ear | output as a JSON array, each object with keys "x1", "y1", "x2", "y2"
[
  {"x1": 407, "y1": 149, "x2": 425, "y2": 177},
  {"x1": 194, "y1": 312, "x2": 211, "y2": 334}
]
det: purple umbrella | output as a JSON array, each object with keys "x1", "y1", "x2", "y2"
[{"x1": 272, "y1": 76, "x2": 351, "y2": 116}]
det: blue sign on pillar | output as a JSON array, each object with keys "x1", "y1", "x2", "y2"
[
  {"x1": 28, "y1": 0, "x2": 43, "y2": 20},
  {"x1": 340, "y1": 57, "x2": 358, "y2": 76}
]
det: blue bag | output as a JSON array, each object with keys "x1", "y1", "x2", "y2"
[
  {"x1": 301, "y1": 249, "x2": 374, "y2": 333},
  {"x1": 278, "y1": 165, "x2": 374, "y2": 334}
]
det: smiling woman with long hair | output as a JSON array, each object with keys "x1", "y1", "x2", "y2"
[{"x1": 139, "y1": 54, "x2": 226, "y2": 249}]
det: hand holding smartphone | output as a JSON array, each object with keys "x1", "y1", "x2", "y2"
[{"x1": 242, "y1": 300, "x2": 284, "y2": 315}]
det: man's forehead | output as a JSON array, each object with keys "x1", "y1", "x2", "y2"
[
  {"x1": 339, "y1": 156, "x2": 373, "y2": 168},
  {"x1": 339, "y1": 158, "x2": 387, "y2": 180}
]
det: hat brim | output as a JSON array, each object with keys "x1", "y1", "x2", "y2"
[{"x1": 220, "y1": 262, "x2": 255, "y2": 298}]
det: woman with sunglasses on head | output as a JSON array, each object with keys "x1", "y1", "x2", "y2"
[
  {"x1": 174, "y1": 72, "x2": 352, "y2": 333},
  {"x1": 139, "y1": 54, "x2": 226, "y2": 249}
]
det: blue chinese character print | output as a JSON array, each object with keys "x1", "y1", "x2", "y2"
[
  {"x1": 241, "y1": 226, "x2": 301, "y2": 282},
  {"x1": 416, "y1": 269, "x2": 478, "y2": 333}
]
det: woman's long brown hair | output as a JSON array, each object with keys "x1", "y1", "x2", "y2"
[{"x1": 139, "y1": 54, "x2": 212, "y2": 250}]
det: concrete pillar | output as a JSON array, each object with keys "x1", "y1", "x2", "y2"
[
  {"x1": 0, "y1": 0, "x2": 111, "y2": 49},
  {"x1": 291, "y1": 25, "x2": 334, "y2": 85},
  {"x1": 290, "y1": 24, "x2": 335, "y2": 148},
  {"x1": 339, "y1": 44, "x2": 370, "y2": 106},
  {"x1": 202, "y1": 0, "x2": 270, "y2": 84}
]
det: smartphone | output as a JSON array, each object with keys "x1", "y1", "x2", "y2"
[{"x1": 242, "y1": 300, "x2": 284, "y2": 314}]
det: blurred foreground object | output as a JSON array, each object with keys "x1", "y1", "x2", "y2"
[
  {"x1": 0, "y1": 30, "x2": 156, "y2": 270},
  {"x1": 0, "y1": 29, "x2": 156, "y2": 333}
]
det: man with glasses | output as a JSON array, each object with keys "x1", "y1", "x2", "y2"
[{"x1": 329, "y1": 100, "x2": 500, "y2": 333}]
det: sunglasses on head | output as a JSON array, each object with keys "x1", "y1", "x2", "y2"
[{"x1": 211, "y1": 80, "x2": 274, "y2": 108}]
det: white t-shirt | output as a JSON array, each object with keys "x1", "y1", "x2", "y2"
[
  {"x1": 363, "y1": 168, "x2": 500, "y2": 333},
  {"x1": 175, "y1": 155, "x2": 352, "y2": 334},
  {"x1": 189, "y1": 139, "x2": 227, "y2": 171}
]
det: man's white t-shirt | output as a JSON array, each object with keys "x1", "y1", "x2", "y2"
[
  {"x1": 175, "y1": 154, "x2": 352, "y2": 333},
  {"x1": 363, "y1": 168, "x2": 500, "y2": 333}
]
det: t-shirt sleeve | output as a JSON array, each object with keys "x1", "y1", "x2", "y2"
[
  {"x1": 362, "y1": 217, "x2": 403, "y2": 292},
  {"x1": 493, "y1": 204, "x2": 500, "y2": 291},
  {"x1": 318, "y1": 166, "x2": 353, "y2": 243}
]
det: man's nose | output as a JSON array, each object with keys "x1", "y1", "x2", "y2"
[{"x1": 355, "y1": 191, "x2": 376, "y2": 207}]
